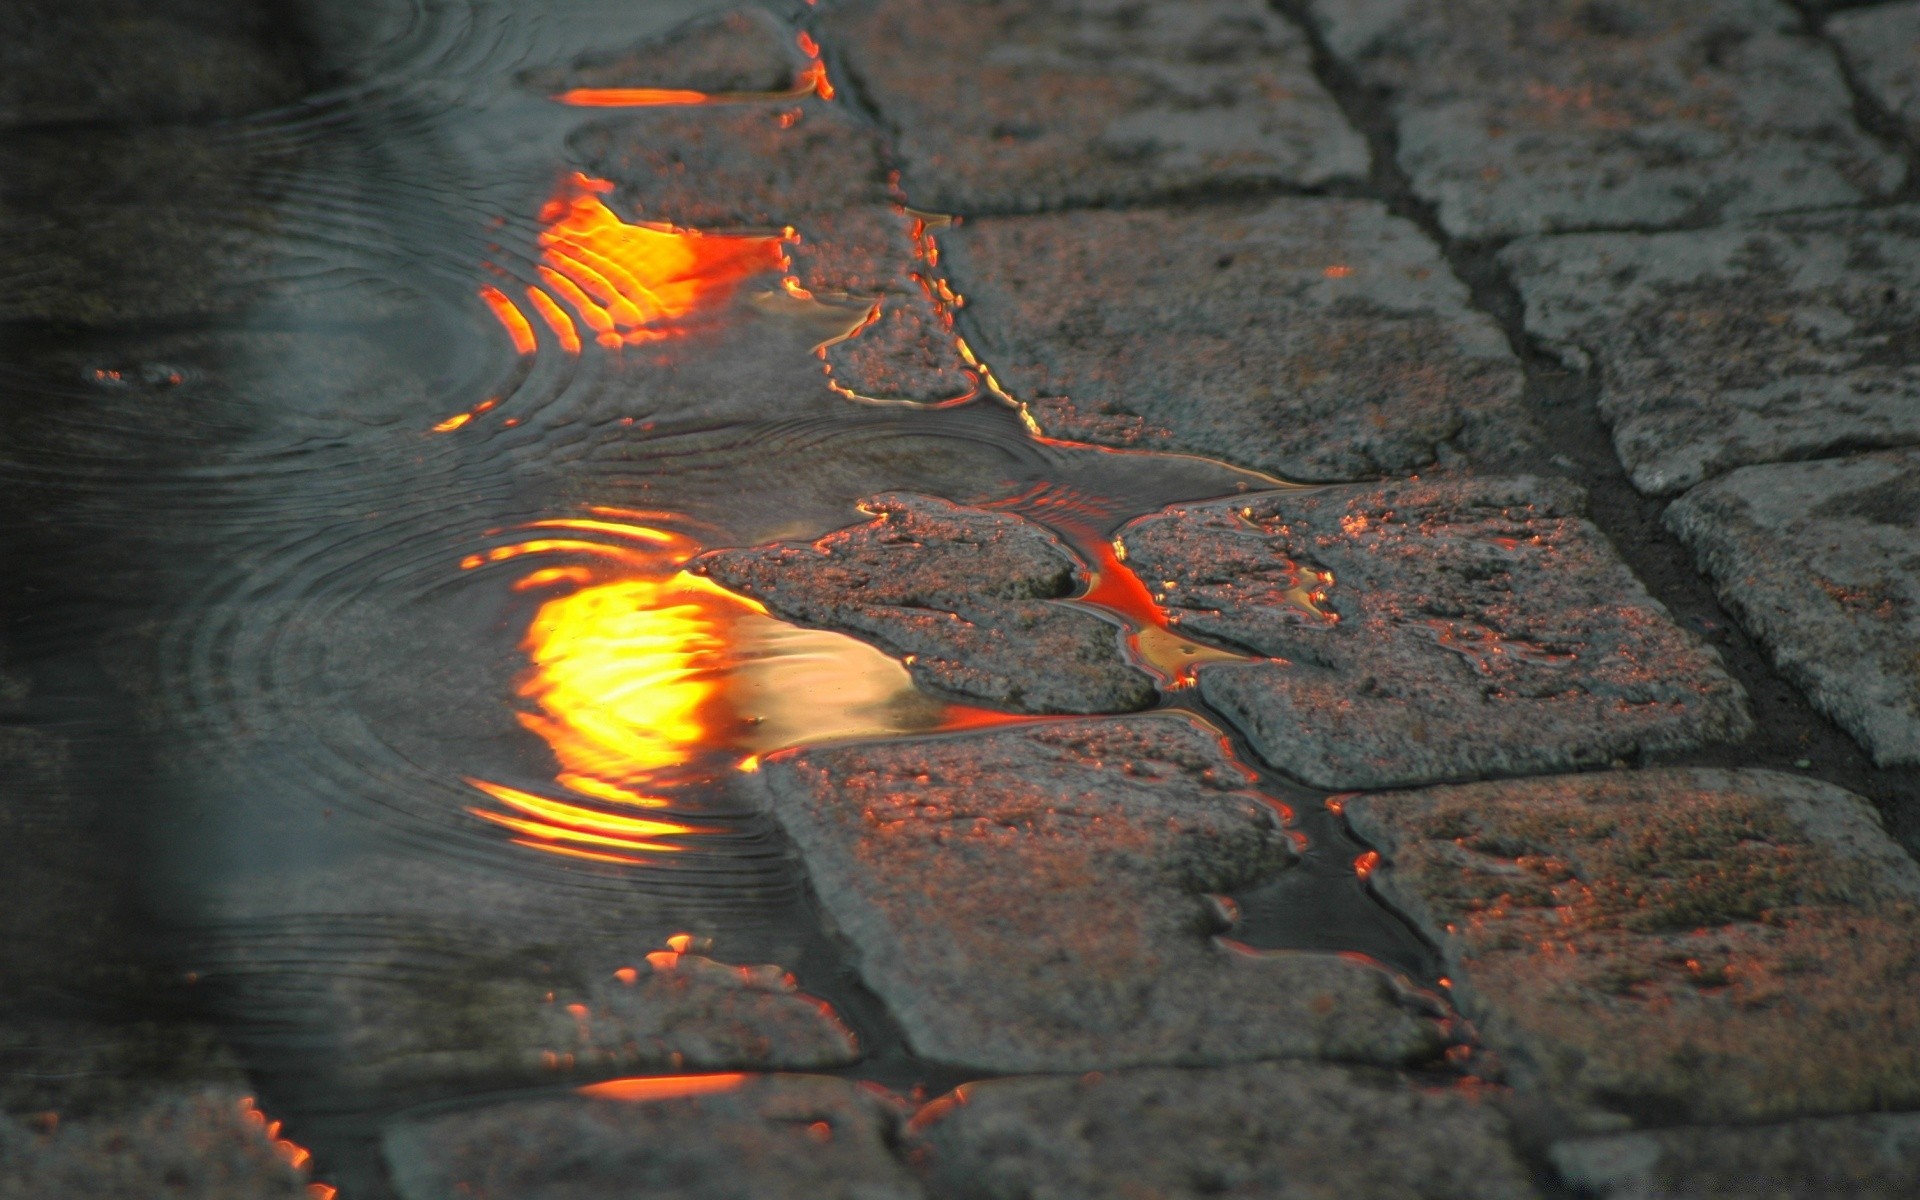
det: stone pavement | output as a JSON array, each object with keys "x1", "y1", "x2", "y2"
[{"x1": 6, "y1": 0, "x2": 1920, "y2": 1198}]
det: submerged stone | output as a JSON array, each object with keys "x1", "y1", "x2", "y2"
[
  {"x1": 1122, "y1": 477, "x2": 1751, "y2": 789},
  {"x1": 912, "y1": 1062, "x2": 1538, "y2": 1200},
  {"x1": 384, "y1": 1074, "x2": 922, "y2": 1200},
  {"x1": 523, "y1": 7, "x2": 804, "y2": 98},
  {"x1": 1667, "y1": 449, "x2": 1920, "y2": 767},
  {"x1": 938, "y1": 200, "x2": 1528, "y2": 483},
  {"x1": 755, "y1": 714, "x2": 1443, "y2": 1073},
  {"x1": 1307, "y1": 0, "x2": 1903, "y2": 239},
  {"x1": 1551, "y1": 1112, "x2": 1920, "y2": 1199},
  {"x1": 1347, "y1": 769, "x2": 1920, "y2": 1124},
  {"x1": 0, "y1": 1086, "x2": 319, "y2": 1200},
  {"x1": 822, "y1": 0, "x2": 1365, "y2": 213},
  {"x1": 1502, "y1": 207, "x2": 1920, "y2": 495},
  {"x1": 694, "y1": 493, "x2": 1156, "y2": 715}
]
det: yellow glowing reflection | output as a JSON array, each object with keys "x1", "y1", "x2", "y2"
[{"x1": 462, "y1": 515, "x2": 1023, "y2": 865}]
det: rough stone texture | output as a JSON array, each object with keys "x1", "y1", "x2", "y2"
[
  {"x1": 756, "y1": 714, "x2": 1444, "y2": 1073},
  {"x1": 939, "y1": 201, "x2": 1528, "y2": 483},
  {"x1": 1309, "y1": 0, "x2": 1904, "y2": 240},
  {"x1": 695, "y1": 493, "x2": 1156, "y2": 714},
  {"x1": 0, "y1": 1019, "x2": 248, "y2": 1120},
  {"x1": 1667, "y1": 449, "x2": 1920, "y2": 767},
  {"x1": 567, "y1": 106, "x2": 970, "y2": 400},
  {"x1": 1122, "y1": 478, "x2": 1752, "y2": 790},
  {"x1": 1831, "y1": 2, "x2": 1920, "y2": 143},
  {"x1": 912, "y1": 1061, "x2": 1540, "y2": 1200},
  {"x1": 1551, "y1": 1113, "x2": 1920, "y2": 1198},
  {"x1": 522, "y1": 7, "x2": 804, "y2": 97},
  {"x1": 823, "y1": 0, "x2": 1368, "y2": 213},
  {"x1": 0, "y1": 0, "x2": 304, "y2": 127},
  {"x1": 1347, "y1": 769, "x2": 1920, "y2": 1124},
  {"x1": 329, "y1": 946, "x2": 860, "y2": 1093},
  {"x1": 203, "y1": 843, "x2": 863, "y2": 1098},
  {"x1": 0, "y1": 1086, "x2": 319, "y2": 1199},
  {"x1": 1503, "y1": 207, "x2": 1920, "y2": 496},
  {"x1": 385, "y1": 1074, "x2": 922, "y2": 1200}
]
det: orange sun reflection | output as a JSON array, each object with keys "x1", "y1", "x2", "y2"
[{"x1": 462, "y1": 515, "x2": 1027, "y2": 865}]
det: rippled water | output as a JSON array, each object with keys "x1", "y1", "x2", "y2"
[{"x1": 3, "y1": 1, "x2": 1438, "y2": 1191}]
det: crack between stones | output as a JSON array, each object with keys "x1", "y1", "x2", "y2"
[{"x1": 1267, "y1": 0, "x2": 1920, "y2": 865}]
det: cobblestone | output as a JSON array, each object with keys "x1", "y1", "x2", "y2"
[
  {"x1": 1551, "y1": 1112, "x2": 1920, "y2": 1198},
  {"x1": 939, "y1": 200, "x2": 1528, "y2": 482},
  {"x1": 1307, "y1": 0, "x2": 1904, "y2": 239},
  {"x1": 695, "y1": 493, "x2": 1156, "y2": 714},
  {"x1": 756, "y1": 715, "x2": 1442, "y2": 1072},
  {"x1": 823, "y1": 0, "x2": 1366, "y2": 213},
  {"x1": 1122, "y1": 477, "x2": 1752, "y2": 789},
  {"x1": 1503, "y1": 207, "x2": 1920, "y2": 496},
  {"x1": 1667, "y1": 449, "x2": 1920, "y2": 767},
  {"x1": 911, "y1": 1061, "x2": 1538, "y2": 1200},
  {"x1": 385, "y1": 1074, "x2": 922, "y2": 1200},
  {"x1": 1346, "y1": 769, "x2": 1920, "y2": 1124},
  {"x1": 1831, "y1": 2, "x2": 1920, "y2": 143}
]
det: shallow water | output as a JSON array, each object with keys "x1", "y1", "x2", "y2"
[{"x1": 2, "y1": 1, "x2": 1439, "y2": 1191}]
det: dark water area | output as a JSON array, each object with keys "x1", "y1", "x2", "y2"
[{"x1": 2, "y1": 2, "x2": 1440, "y2": 1192}]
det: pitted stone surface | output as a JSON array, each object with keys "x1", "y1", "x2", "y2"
[
  {"x1": 568, "y1": 101, "x2": 891, "y2": 227},
  {"x1": 1347, "y1": 769, "x2": 1920, "y2": 1124},
  {"x1": 822, "y1": 0, "x2": 1367, "y2": 213},
  {"x1": 0, "y1": 1086, "x2": 320, "y2": 1200},
  {"x1": 328, "y1": 946, "x2": 860, "y2": 1093},
  {"x1": 1831, "y1": 2, "x2": 1920, "y2": 142},
  {"x1": 755, "y1": 714, "x2": 1442, "y2": 1073},
  {"x1": 912, "y1": 1062, "x2": 1539, "y2": 1200},
  {"x1": 1308, "y1": 0, "x2": 1903, "y2": 239},
  {"x1": 385, "y1": 1075, "x2": 923, "y2": 1200},
  {"x1": 1122, "y1": 478, "x2": 1752, "y2": 790},
  {"x1": 1667, "y1": 449, "x2": 1920, "y2": 767},
  {"x1": 695, "y1": 493, "x2": 1156, "y2": 714},
  {"x1": 1551, "y1": 1113, "x2": 1920, "y2": 1199},
  {"x1": 1503, "y1": 208, "x2": 1920, "y2": 495},
  {"x1": 568, "y1": 110, "x2": 970, "y2": 401},
  {"x1": 939, "y1": 201, "x2": 1528, "y2": 483},
  {"x1": 522, "y1": 7, "x2": 803, "y2": 97}
]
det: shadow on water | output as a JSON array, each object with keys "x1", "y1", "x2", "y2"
[{"x1": 2, "y1": 1, "x2": 1443, "y2": 1193}]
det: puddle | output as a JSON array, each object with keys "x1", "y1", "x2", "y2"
[{"x1": 0, "y1": 1, "x2": 1444, "y2": 1193}]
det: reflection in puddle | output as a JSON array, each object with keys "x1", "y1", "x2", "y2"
[{"x1": 461, "y1": 513, "x2": 1022, "y2": 866}]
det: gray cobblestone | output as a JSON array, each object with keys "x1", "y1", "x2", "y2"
[
  {"x1": 1552, "y1": 1112, "x2": 1920, "y2": 1198},
  {"x1": 1668, "y1": 448, "x2": 1920, "y2": 767},
  {"x1": 1831, "y1": 1, "x2": 1920, "y2": 144},
  {"x1": 1503, "y1": 208, "x2": 1920, "y2": 496},
  {"x1": 1307, "y1": 0, "x2": 1904, "y2": 239}
]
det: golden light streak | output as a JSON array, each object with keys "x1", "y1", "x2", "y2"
[
  {"x1": 479, "y1": 285, "x2": 537, "y2": 355},
  {"x1": 578, "y1": 1074, "x2": 748, "y2": 1101}
]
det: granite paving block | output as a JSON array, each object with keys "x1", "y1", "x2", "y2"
[
  {"x1": 1667, "y1": 449, "x2": 1920, "y2": 767},
  {"x1": 695, "y1": 493, "x2": 1157, "y2": 714},
  {"x1": 939, "y1": 201, "x2": 1528, "y2": 482},
  {"x1": 1831, "y1": 1, "x2": 1920, "y2": 143},
  {"x1": 1, "y1": 0, "x2": 305, "y2": 127},
  {"x1": 1308, "y1": 0, "x2": 1903, "y2": 239},
  {"x1": 0, "y1": 1086, "x2": 320, "y2": 1200},
  {"x1": 1122, "y1": 477, "x2": 1752, "y2": 789},
  {"x1": 755, "y1": 714, "x2": 1443, "y2": 1073},
  {"x1": 199, "y1": 845, "x2": 859, "y2": 1097},
  {"x1": 912, "y1": 1061, "x2": 1539, "y2": 1200},
  {"x1": 1346, "y1": 769, "x2": 1920, "y2": 1124},
  {"x1": 822, "y1": 0, "x2": 1367, "y2": 213},
  {"x1": 1503, "y1": 207, "x2": 1920, "y2": 495},
  {"x1": 327, "y1": 942, "x2": 860, "y2": 1093},
  {"x1": 522, "y1": 7, "x2": 805, "y2": 98},
  {"x1": 1552, "y1": 1112, "x2": 1920, "y2": 1198},
  {"x1": 385, "y1": 1074, "x2": 922, "y2": 1200}
]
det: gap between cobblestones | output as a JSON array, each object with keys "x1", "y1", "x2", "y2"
[{"x1": 1272, "y1": 0, "x2": 1920, "y2": 860}]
